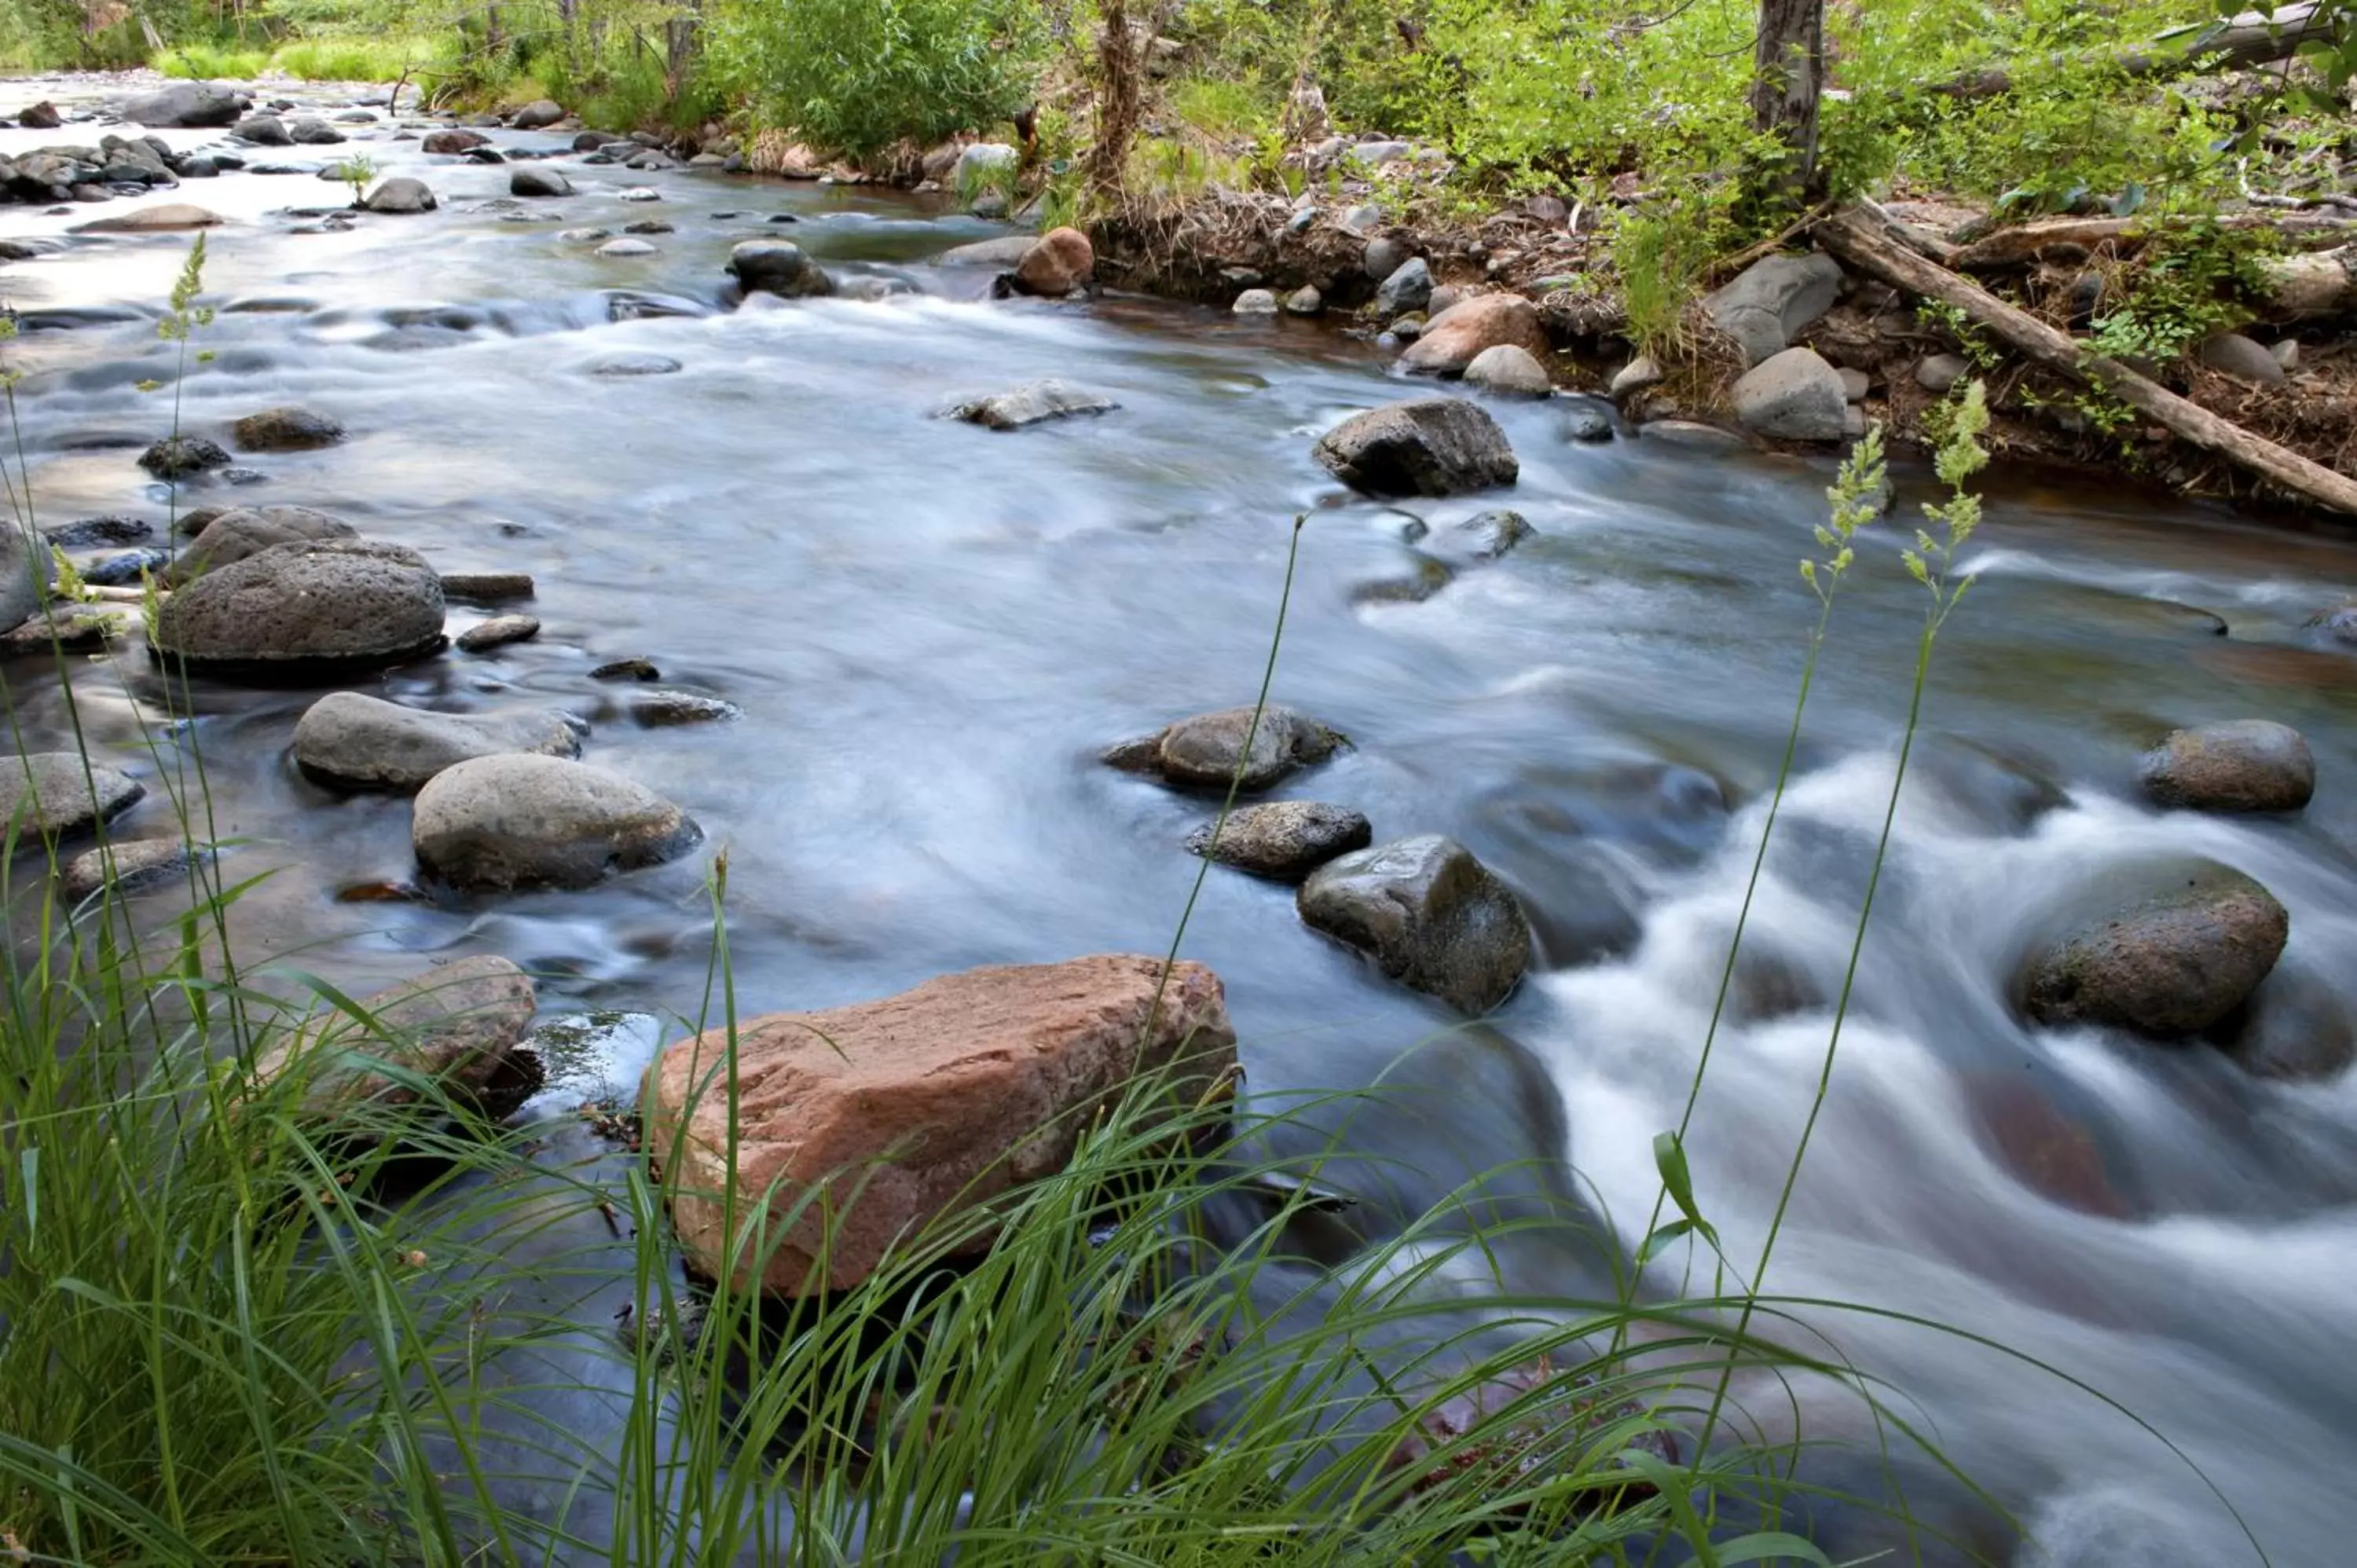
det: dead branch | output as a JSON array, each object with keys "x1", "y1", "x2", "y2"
[
  {"x1": 1815, "y1": 205, "x2": 2357, "y2": 519},
  {"x1": 1932, "y1": 2, "x2": 2340, "y2": 99},
  {"x1": 1949, "y1": 212, "x2": 2357, "y2": 271}
]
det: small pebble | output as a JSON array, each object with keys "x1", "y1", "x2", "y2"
[{"x1": 456, "y1": 614, "x2": 542, "y2": 652}]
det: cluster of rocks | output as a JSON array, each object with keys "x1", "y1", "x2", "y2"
[
  {"x1": 2, "y1": 130, "x2": 225, "y2": 206},
  {"x1": 1105, "y1": 702, "x2": 1534, "y2": 1018}
]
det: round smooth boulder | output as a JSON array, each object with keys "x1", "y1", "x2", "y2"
[
  {"x1": 1314, "y1": 397, "x2": 1519, "y2": 497},
  {"x1": 1399, "y1": 295, "x2": 1549, "y2": 377},
  {"x1": 162, "y1": 505, "x2": 356, "y2": 585},
  {"x1": 422, "y1": 128, "x2": 489, "y2": 155},
  {"x1": 2020, "y1": 862, "x2": 2289, "y2": 1039},
  {"x1": 511, "y1": 100, "x2": 566, "y2": 130},
  {"x1": 119, "y1": 81, "x2": 247, "y2": 129},
  {"x1": 1297, "y1": 834, "x2": 1532, "y2": 1015},
  {"x1": 1463, "y1": 343, "x2": 1552, "y2": 398},
  {"x1": 412, "y1": 754, "x2": 699, "y2": 891},
  {"x1": 728, "y1": 240, "x2": 833, "y2": 299},
  {"x1": 1187, "y1": 801, "x2": 1372, "y2": 881},
  {"x1": 363, "y1": 178, "x2": 438, "y2": 214},
  {"x1": 248, "y1": 954, "x2": 541, "y2": 1124},
  {"x1": 1108, "y1": 705, "x2": 1346, "y2": 793},
  {"x1": 233, "y1": 406, "x2": 346, "y2": 452},
  {"x1": 292, "y1": 691, "x2": 583, "y2": 793},
  {"x1": 2139, "y1": 720, "x2": 2315, "y2": 814},
  {"x1": 1731, "y1": 346, "x2": 1849, "y2": 441},
  {"x1": 0, "y1": 753, "x2": 142, "y2": 839},
  {"x1": 153, "y1": 540, "x2": 445, "y2": 672},
  {"x1": 1013, "y1": 227, "x2": 1094, "y2": 296},
  {"x1": 510, "y1": 166, "x2": 574, "y2": 198}
]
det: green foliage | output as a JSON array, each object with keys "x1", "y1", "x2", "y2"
[
  {"x1": 711, "y1": 0, "x2": 1045, "y2": 158},
  {"x1": 1610, "y1": 182, "x2": 1739, "y2": 358}
]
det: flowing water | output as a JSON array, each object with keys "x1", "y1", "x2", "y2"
[{"x1": 6, "y1": 81, "x2": 2357, "y2": 1566}]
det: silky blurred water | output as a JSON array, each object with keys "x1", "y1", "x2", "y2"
[{"x1": 7, "y1": 83, "x2": 2357, "y2": 1564}]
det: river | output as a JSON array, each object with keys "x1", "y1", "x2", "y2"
[{"x1": 5, "y1": 79, "x2": 2356, "y2": 1566}]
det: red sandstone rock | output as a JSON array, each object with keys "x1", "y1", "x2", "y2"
[
  {"x1": 1399, "y1": 294, "x2": 1550, "y2": 376},
  {"x1": 643, "y1": 954, "x2": 1236, "y2": 1296}
]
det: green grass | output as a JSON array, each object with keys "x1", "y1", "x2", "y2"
[{"x1": 156, "y1": 35, "x2": 446, "y2": 83}]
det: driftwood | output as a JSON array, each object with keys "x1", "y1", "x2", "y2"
[
  {"x1": 1815, "y1": 205, "x2": 2357, "y2": 519},
  {"x1": 1934, "y1": 2, "x2": 2340, "y2": 99},
  {"x1": 2255, "y1": 245, "x2": 2357, "y2": 317},
  {"x1": 1949, "y1": 213, "x2": 2357, "y2": 271}
]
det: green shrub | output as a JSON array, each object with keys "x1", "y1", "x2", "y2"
[{"x1": 711, "y1": 0, "x2": 1045, "y2": 158}]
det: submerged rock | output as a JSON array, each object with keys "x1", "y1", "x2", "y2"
[
  {"x1": 75, "y1": 203, "x2": 225, "y2": 233},
  {"x1": 2021, "y1": 862, "x2": 2289, "y2": 1039},
  {"x1": 58, "y1": 838, "x2": 198, "y2": 901},
  {"x1": 154, "y1": 540, "x2": 446, "y2": 672},
  {"x1": 1107, "y1": 704, "x2": 1346, "y2": 792},
  {"x1": 138, "y1": 435, "x2": 232, "y2": 478},
  {"x1": 0, "y1": 753, "x2": 142, "y2": 839},
  {"x1": 412, "y1": 754, "x2": 698, "y2": 891},
  {"x1": 233, "y1": 406, "x2": 346, "y2": 452},
  {"x1": 2224, "y1": 958, "x2": 2355, "y2": 1081},
  {"x1": 2139, "y1": 720, "x2": 2314, "y2": 814},
  {"x1": 1187, "y1": 800, "x2": 1371, "y2": 881},
  {"x1": 1314, "y1": 397, "x2": 1518, "y2": 497},
  {"x1": 292, "y1": 691, "x2": 582, "y2": 793},
  {"x1": 248, "y1": 954, "x2": 541, "y2": 1123},
  {"x1": 643, "y1": 954, "x2": 1236, "y2": 1296},
  {"x1": 948, "y1": 380, "x2": 1117, "y2": 430},
  {"x1": 1297, "y1": 834, "x2": 1531, "y2": 1014}
]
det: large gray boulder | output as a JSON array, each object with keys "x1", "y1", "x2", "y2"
[
  {"x1": 728, "y1": 240, "x2": 833, "y2": 299},
  {"x1": 1730, "y1": 347, "x2": 1850, "y2": 441},
  {"x1": 119, "y1": 82, "x2": 247, "y2": 129},
  {"x1": 1314, "y1": 398, "x2": 1518, "y2": 497},
  {"x1": 1187, "y1": 801, "x2": 1371, "y2": 881},
  {"x1": 1703, "y1": 251, "x2": 1845, "y2": 367},
  {"x1": 2140, "y1": 720, "x2": 2314, "y2": 814},
  {"x1": 1106, "y1": 705, "x2": 1345, "y2": 793},
  {"x1": 512, "y1": 100, "x2": 567, "y2": 130},
  {"x1": 288, "y1": 117, "x2": 346, "y2": 146},
  {"x1": 948, "y1": 380, "x2": 1117, "y2": 430},
  {"x1": 510, "y1": 166, "x2": 574, "y2": 198},
  {"x1": 248, "y1": 954, "x2": 542, "y2": 1123},
  {"x1": 292, "y1": 692, "x2": 584, "y2": 793},
  {"x1": 362, "y1": 177, "x2": 438, "y2": 214},
  {"x1": 163, "y1": 506, "x2": 356, "y2": 585},
  {"x1": 153, "y1": 540, "x2": 445, "y2": 672},
  {"x1": 1375, "y1": 255, "x2": 1432, "y2": 317},
  {"x1": 412, "y1": 754, "x2": 700, "y2": 891},
  {"x1": 0, "y1": 753, "x2": 142, "y2": 839},
  {"x1": 2020, "y1": 862, "x2": 2289, "y2": 1039},
  {"x1": 233, "y1": 113, "x2": 293, "y2": 146},
  {"x1": 1297, "y1": 835, "x2": 1531, "y2": 1014}
]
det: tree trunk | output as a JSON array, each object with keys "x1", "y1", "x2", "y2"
[
  {"x1": 1747, "y1": 0, "x2": 1824, "y2": 211},
  {"x1": 1089, "y1": 0, "x2": 1141, "y2": 194},
  {"x1": 1814, "y1": 206, "x2": 2357, "y2": 519}
]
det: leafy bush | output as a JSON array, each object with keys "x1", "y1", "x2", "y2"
[{"x1": 711, "y1": 0, "x2": 1045, "y2": 157}]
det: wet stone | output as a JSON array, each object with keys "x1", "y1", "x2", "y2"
[
  {"x1": 2140, "y1": 720, "x2": 2315, "y2": 814},
  {"x1": 1186, "y1": 801, "x2": 1373, "y2": 882},
  {"x1": 456, "y1": 615, "x2": 542, "y2": 652},
  {"x1": 440, "y1": 571, "x2": 535, "y2": 602},
  {"x1": 138, "y1": 436, "x2": 231, "y2": 478},
  {"x1": 592, "y1": 657, "x2": 661, "y2": 682},
  {"x1": 58, "y1": 838, "x2": 200, "y2": 901},
  {"x1": 630, "y1": 691, "x2": 742, "y2": 727},
  {"x1": 0, "y1": 753, "x2": 143, "y2": 838},
  {"x1": 1297, "y1": 834, "x2": 1532, "y2": 1015}
]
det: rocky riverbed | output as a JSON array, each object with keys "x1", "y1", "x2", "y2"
[{"x1": 8, "y1": 70, "x2": 2357, "y2": 1565}]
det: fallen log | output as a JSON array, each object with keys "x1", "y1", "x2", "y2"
[
  {"x1": 1950, "y1": 213, "x2": 2357, "y2": 271},
  {"x1": 2253, "y1": 245, "x2": 2357, "y2": 318},
  {"x1": 1934, "y1": 2, "x2": 2339, "y2": 99},
  {"x1": 1815, "y1": 205, "x2": 2357, "y2": 520}
]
